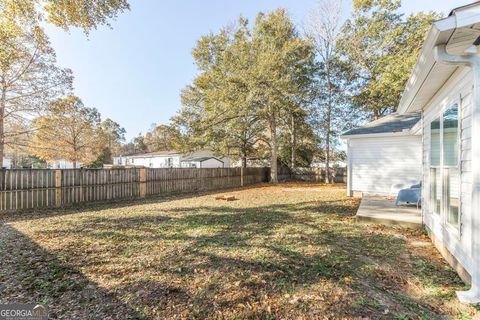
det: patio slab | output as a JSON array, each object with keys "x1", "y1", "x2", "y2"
[{"x1": 356, "y1": 196, "x2": 422, "y2": 229}]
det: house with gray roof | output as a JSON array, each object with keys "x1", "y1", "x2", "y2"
[
  {"x1": 113, "y1": 150, "x2": 230, "y2": 168},
  {"x1": 341, "y1": 112, "x2": 422, "y2": 196},
  {"x1": 342, "y1": 1, "x2": 480, "y2": 303}
]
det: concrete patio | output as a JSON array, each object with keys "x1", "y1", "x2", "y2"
[{"x1": 356, "y1": 196, "x2": 422, "y2": 229}]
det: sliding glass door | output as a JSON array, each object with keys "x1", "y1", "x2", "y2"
[{"x1": 429, "y1": 104, "x2": 460, "y2": 228}]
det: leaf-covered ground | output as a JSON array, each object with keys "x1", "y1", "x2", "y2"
[{"x1": 0, "y1": 183, "x2": 478, "y2": 319}]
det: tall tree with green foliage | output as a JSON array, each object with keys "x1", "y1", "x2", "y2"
[
  {"x1": 337, "y1": 0, "x2": 439, "y2": 119},
  {"x1": 250, "y1": 9, "x2": 316, "y2": 182},
  {"x1": 177, "y1": 10, "x2": 315, "y2": 180},
  {"x1": 175, "y1": 83, "x2": 265, "y2": 167},
  {"x1": 144, "y1": 123, "x2": 182, "y2": 152},
  {"x1": 1, "y1": 0, "x2": 129, "y2": 33},
  {"x1": 278, "y1": 111, "x2": 317, "y2": 168},
  {"x1": 94, "y1": 118, "x2": 126, "y2": 165},
  {"x1": 132, "y1": 134, "x2": 148, "y2": 154},
  {"x1": 175, "y1": 18, "x2": 266, "y2": 168}
]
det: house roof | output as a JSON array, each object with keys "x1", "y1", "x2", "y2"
[
  {"x1": 342, "y1": 113, "x2": 421, "y2": 137},
  {"x1": 122, "y1": 150, "x2": 180, "y2": 158},
  {"x1": 397, "y1": 1, "x2": 480, "y2": 114},
  {"x1": 449, "y1": 1, "x2": 480, "y2": 16},
  {"x1": 181, "y1": 156, "x2": 223, "y2": 163}
]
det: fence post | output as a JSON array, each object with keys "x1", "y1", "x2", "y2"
[
  {"x1": 139, "y1": 168, "x2": 147, "y2": 198},
  {"x1": 55, "y1": 169, "x2": 62, "y2": 207},
  {"x1": 240, "y1": 167, "x2": 244, "y2": 187}
]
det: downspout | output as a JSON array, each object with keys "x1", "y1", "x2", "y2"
[
  {"x1": 421, "y1": 112, "x2": 425, "y2": 228},
  {"x1": 346, "y1": 139, "x2": 353, "y2": 197},
  {"x1": 434, "y1": 44, "x2": 480, "y2": 304}
]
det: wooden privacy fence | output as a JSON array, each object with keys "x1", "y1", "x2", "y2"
[
  {"x1": 277, "y1": 167, "x2": 347, "y2": 183},
  {"x1": 0, "y1": 167, "x2": 269, "y2": 212}
]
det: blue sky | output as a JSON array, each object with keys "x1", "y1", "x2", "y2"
[{"x1": 44, "y1": 0, "x2": 472, "y2": 141}]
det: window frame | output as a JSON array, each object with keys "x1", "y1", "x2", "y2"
[{"x1": 428, "y1": 100, "x2": 462, "y2": 231}]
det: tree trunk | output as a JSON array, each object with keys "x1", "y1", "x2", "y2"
[
  {"x1": 241, "y1": 141, "x2": 248, "y2": 168},
  {"x1": 290, "y1": 114, "x2": 296, "y2": 170},
  {"x1": 270, "y1": 114, "x2": 278, "y2": 184},
  {"x1": 0, "y1": 85, "x2": 6, "y2": 169},
  {"x1": 325, "y1": 101, "x2": 331, "y2": 183},
  {"x1": 73, "y1": 148, "x2": 78, "y2": 169},
  {"x1": 325, "y1": 60, "x2": 333, "y2": 184},
  {"x1": 241, "y1": 149, "x2": 247, "y2": 168},
  {"x1": 325, "y1": 129, "x2": 331, "y2": 184}
]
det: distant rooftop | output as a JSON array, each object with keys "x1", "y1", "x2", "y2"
[
  {"x1": 122, "y1": 150, "x2": 180, "y2": 158},
  {"x1": 182, "y1": 156, "x2": 223, "y2": 163},
  {"x1": 342, "y1": 113, "x2": 421, "y2": 137}
]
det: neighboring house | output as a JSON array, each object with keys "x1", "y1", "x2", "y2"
[
  {"x1": 2, "y1": 158, "x2": 11, "y2": 169},
  {"x1": 113, "y1": 150, "x2": 230, "y2": 168},
  {"x1": 47, "y1": 159, "x2": 80, "y2": 169},
  {"x1": 114, "y1": 151, "x2": 181, "y2": 167},
  {"x1": 343, "y1": 2, "x2": 480, "y2": 303},
  {"x1": 310, "y1": 160, "x2": 347, "y2": 168},
  {"x1": 1, "y1": 158, "x2": 77, "y2": 169},
  {"x1": 342, "y1": 113, "x2": 422, "y2": 195},
  {"x1": 180, "y1": 156, "x2": 225, "y2": 168},
  {"x1": 230, "y1": 158, "x2": 271, "y2": 168}
]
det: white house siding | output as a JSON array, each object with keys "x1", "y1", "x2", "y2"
[
  {"x1": 113, "y1": 150, "x2": 230, "y2": 168},
  {"x1": 422, "y1": 68, "x2": 474, "y2": 275},
  {"x1": 130, "y1": 156, "x2": 181, "y2": 168},
  {"x1": 183, "y1": 150, "x2": 230, "y2": 167},
  {"x1": 2, "y1": 158, "x2": 11, "y2": 169},
  {"x1": 48, "y1": 159, "x2": 79, "y2": 169},
  {"x1": 348, "y1": 135, "x2": 422, "y2": 195},
  {"x1": 199, "y1": 158, "x2": 224, "y2": 168}
]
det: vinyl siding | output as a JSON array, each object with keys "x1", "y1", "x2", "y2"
[
  {"x1": 349, "y1": 135, "x2": 422, "y2": 195},
  {"x1": 422, "y1": 68, "x2": 474, "y2": 273},
  {"x1": 200, "y1": 158, "x2": 224, "y2": 168}
]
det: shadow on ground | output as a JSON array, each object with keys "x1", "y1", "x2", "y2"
[
  {"x1": 0, "y1": 184, "x2": 473, "y2": 319},
  {"x1": 0, "y1": 224, "x2": 145, "y2": 319}
]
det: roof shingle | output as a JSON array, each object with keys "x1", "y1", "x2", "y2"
[{"x1": 342, "y1": 113, "x2": 421, "y2": 136}]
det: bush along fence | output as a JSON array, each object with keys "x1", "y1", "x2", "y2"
[
  {"x1": 0, "y1": 167, "x2": 269, "y2": 212},
  {"x1": 277, "y1": 167, "x2": 347, "y2": 183}
]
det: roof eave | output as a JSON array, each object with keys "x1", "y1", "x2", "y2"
[
  {"x1": 341, "y1": 130, "x2": 419, "y2": 140},
  {"x1": 397, "y1": 17, "x2": 456, "y2": 114},
  {"x1": 126, "y1": 152, "x2": 180, "y2": 158},
  {"x1": 398, "y1": 2, "x2": 480, "y2": 114}
]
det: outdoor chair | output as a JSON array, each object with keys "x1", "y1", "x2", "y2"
[
  {"x1": 395, "y1": 182, "x2": 422, "y2": 208},
  {"x1": 388, "y1": 180, "x2": 419, "y2": 199}
]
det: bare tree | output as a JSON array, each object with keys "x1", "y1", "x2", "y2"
[{"x1": 304, "y1": 0, "x2": 343, "y2": 183}]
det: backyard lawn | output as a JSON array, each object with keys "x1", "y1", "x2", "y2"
[{"x1": 0, "y1": 183, "x2": 478, "y2": 319}]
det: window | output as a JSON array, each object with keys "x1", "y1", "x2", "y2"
[
  {"x1": 430, "y1": 117, "x2": 441, "y2": 215},
  {"x1": 429, "y1": 104, "x2": 460, "y2": 227},
  {"x1": 167, "y1": 158, "x2": 173, "y2": 168},
  {"x1": 444, "y1": 105, "x2": 460, "y2": 227}
]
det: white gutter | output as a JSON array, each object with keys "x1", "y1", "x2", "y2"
[
  {"x1": 340, "y1": 130, "x2": 419, "y2": 140},
  {"x1": 434, "y1": 44, "x2": 480, "y2": 304},
  {"x1": 397, "y1": 15, "x2": 456, "y2": 114}
]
